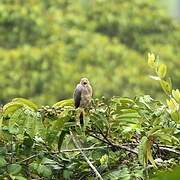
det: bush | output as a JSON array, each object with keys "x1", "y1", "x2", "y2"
[{"x1": 0, "y1": 54, "x2": 179, "y2": 179}]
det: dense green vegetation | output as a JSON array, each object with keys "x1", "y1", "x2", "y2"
[
  {"x1": 0, "y1": 0, "x2": 180, "y2": 104},
  {"x1": 1, "y1": 1, "x2": 180, "y2": 179},
  {"x1": 0, "y1": 55, "x2": 179, "y2": 179}
]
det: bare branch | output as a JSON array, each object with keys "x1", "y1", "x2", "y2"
[
  {"x1": 88, "y1": 132, "x2": 138, "y2": 155},
  {"x1": 70, "y1": 131, "x2": 103, "y2": 180},
  {"x1": 60, "y1": 146, "x2": 110, "y2": 153},
  {"x1": 158, "y1": 146, "x2": 180, "y2": 155}
]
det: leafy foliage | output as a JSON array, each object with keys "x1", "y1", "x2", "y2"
[{"x1": 0, "y1": 55, "x2": 179, "y2": 179}]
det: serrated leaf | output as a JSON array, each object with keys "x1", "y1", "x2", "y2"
[
  {"x1": 157, "y1": 64, "x2": 167, "y2": 78},
  {"x1": 12, "y1": 98, "x2": 38, "y2": 110}
]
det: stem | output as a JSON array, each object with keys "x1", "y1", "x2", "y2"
[
  {"x1": 19, "y1": 154, "x2": 38, "y2": 163},
  {"x1": 60, "y1": 146, "x2": 110, "y2": 153},
  {"x1": 10, "y1": 135, "x2": 13, "y2": 163},
  {"x1": 88, "y1": 132, "x2": 138, "y2": 155},
  {"x1": 158, "y1": 147, "x2": 180, "y2": 155},
  {"x1": 70, "y1": 131, "x2": 103, "y2": 180}
]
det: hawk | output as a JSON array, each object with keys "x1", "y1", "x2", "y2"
[{"x1": 73, "y1": 78, "x2": 93, "y2": 124}]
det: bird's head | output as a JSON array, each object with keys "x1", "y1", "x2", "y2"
[{"x1": 80, "y1": 78, "x2": 90, "y2": 86}]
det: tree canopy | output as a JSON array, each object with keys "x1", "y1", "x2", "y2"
[{"x1": 0, "y1": 0, "x2": 180, "y2": 105}]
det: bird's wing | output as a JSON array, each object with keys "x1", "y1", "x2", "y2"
[{"x1": 73, "y1": 84, "x2": 82, "y2": 108}]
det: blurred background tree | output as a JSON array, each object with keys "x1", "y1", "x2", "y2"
[{"x1": 0, "y1": 0, "x2": 179, "y2": 105}]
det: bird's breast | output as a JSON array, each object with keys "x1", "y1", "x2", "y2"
[{"x1": 80, "y1": 88, "x2": 92, "y2": 108}]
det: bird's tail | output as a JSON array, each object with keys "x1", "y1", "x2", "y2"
[{"x1": 80, "y1": 111, "x2": 83, "y2": 126}]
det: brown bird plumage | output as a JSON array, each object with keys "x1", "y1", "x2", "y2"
[
  {"x1": 73, "y1": 78, "x2": 92, "y2": 109},
  {"x1": 73, "y1": 78, "x2": 93, "y2": 125}
]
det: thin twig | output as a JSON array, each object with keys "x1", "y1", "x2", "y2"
[
  {"x1": 10, "y1": 135, "x2": 13, "y2": 163},
  {"x1": 158, "y1": 147, "x2": 180, "y2": 155},
  {"x1": 70, "y1": 131, "x2": 103, "y2": 180},
  {"x1": 18, "y1": 154, "x2": 39, "y2": 163},
  {"x1": 88, "y1": 132, "x2": 109, "y2": 144},
  {"x1": 88, "y1": 132, "x2": 138, "y2": 155},
  {"x1": 158, "y1": 144, "x2": 180, "y2": 150},
  {"x1": 60, "y1": 146, "x2": 110, "y2": 153}
]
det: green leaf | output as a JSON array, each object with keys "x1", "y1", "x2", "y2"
[
  {"x1": 119, "y1": 97, "x2": 135, "y2": 104},
  {"x1": 100, "y1": 154, "x2": 108, "y2": 166},
  {"x1": 111, "y1": 97, "x2": 135, "y2": 106},
  {"x1": 153, "y1": 167, "x2": 180, "y2": 180},
  {"x1": 170, "y1": 111, "x2": 180, "y2": 123},
  {"x1": 146, "y1": 140, "x2": 157, "y2": 168},
  {"x1": 14, "y1": 176, "x2": 27, "y2": 180},
  {"x1": 172, "y1": 89, "x2": 180, "y2": 103},
  {"x1": 0, "y1": 147, "x2": 6, "y2": 156},
  {"x1": 53, "y1": 99, "x2": 74, "y2": 107},
  {"x1": 147, "y1": 127, "x2": 160, "y2": 136},
  {"x1": 7, "y1": 164, "x2": 22, "y2": 175},
  {"x1": 148, "y1": 53, "x2": 156, "y2": 68},
  {"x1": 138, "y1": 136, "x2": 148, "y2": 167},
  {"x1": 37, "y1": 164, "x2": 52, "y2": 178},
  {"x1": 117, "y1": 112, "x2": 141, "y2": 119},
  {"x1": 58, "y1": 130, "x2": 67, "y2": 151},
  {"x1": 0, "y1": 117, "x2": 3, "y2": 128},
  {"x1": 166, "y1": 98, "x2": 179, "y2": 113},
  {"x1": 9, "y1": 125, "x2": 19, "y2": 135},
  {"x1": 29, "y1": 162, "x2": 39, "y2": 172},
  {"x1": 12, "y1": 98, "x2": 38, "y2": 110},
  {"x1": 63, "y1": 169, "x2": 73, "y2": 179},
  {"x1": 104, "y1": 167, "x2": 130, "y2": 180},
  {"x1": 3, "y1": 102, "x2": 23, "y2": 115},
  {"x1": 160, "y1": 79, "x2": 172, "y2": 95},
  {"x1": 42, "y1": 158, "x2": 58, "y2": 165},
  {"x1": 51, "y1": 117, "x2": 66, "y2": 131},
  {"x1": 0, "y1": 156, "x2": 7, "y2": 167},
  {"x1": 157, "y1": 64, "x2": 167, "y2": 79}
]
